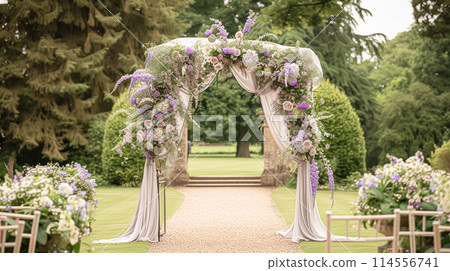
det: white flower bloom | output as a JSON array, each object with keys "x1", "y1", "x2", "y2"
[
  {"x1": 144, "y1": 120, "x2": 153, "y2": 129},
  {"x1": 58, "y1": 183, "x2": 73, "y2": 197},
  {"x1": 39, "y1": 196, "x2": 53, "y2": 208}
]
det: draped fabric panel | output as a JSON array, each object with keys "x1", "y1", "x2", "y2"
[
  {"x1": 93, "y1": 160, "x2": 159, "y2": 243},
  {"x1": 94, "y1": 38, "x2": 335, "y2": 244},
  {"x1": 230, "y1": 65, "x2": 330, "y2": 243}
]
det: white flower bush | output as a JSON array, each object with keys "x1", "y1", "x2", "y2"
[{"x1": 0, "y1": 163, "x2": 97, "y2": 252}]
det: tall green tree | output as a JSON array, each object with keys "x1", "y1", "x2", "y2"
[
  {"x1": 0, "y1": 0, "x2": 190, "y2": 163},
  {"x1": 412, "y1": 0, "x2": 450, "y2": 38}
]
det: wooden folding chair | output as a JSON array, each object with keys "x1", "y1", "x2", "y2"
[
  {"x1": 0, "y1": 210, "x2": 41, "y2": 253},
  {"x1": 394, "y1": 206, "x2": 443, "y2": 253},
  {"x1": 326, "y1": 210, "x2": 400, "y2": 253},
  {"x1": 433, "y1": 221, "x2": 450, "y2": 253},
  {"x1": 0, "y1": 219, "x2": 26, "y2": 253}
]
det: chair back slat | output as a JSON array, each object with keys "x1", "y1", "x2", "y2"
[
  {"x1": 396, "y1": 207, "x2": 444, "y2": 253},
  {"x1": 434, "y1": 221, "x2": 450, "y2": 253},
  {"x1": 0, "y1": 210, "x2": 41, "y2": 253},
  {"x1": 325, "y1": 211, "x2": 397, "y2": 253},
  {"x1": 0, "y1": 220, "x2": 25, "y2": 253}
]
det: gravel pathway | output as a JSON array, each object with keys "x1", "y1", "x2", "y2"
[{"x1": 148, "y1": 186, "x2": 302, "y2": 253}]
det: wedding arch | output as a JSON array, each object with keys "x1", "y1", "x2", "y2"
[{"x1": 94, "y1": 14, "x2": 337, "y2": 244}]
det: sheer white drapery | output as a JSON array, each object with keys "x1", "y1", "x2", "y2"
[
  {"x1": 94, "y1": 38, "x2": 331, "y2": 244},
  {"x1": 92, "y1": 160, "x2": 160, "y2": 243}
]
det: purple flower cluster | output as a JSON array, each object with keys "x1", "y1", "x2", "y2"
[
  {"x1": 391, "y1": 173, "x2": 400, "y2": 182},
  {"x1": 389, "y1": 155, "x2": 398, "y2": 165},
  {"x1": 242, "y1": 10, "x2": 257, "y2": 35},
  {"x1": 297, "y1": 101, "x2": 310, "y2": 110},
  {"x1": 415, "y1": 151, "x2": 424, "y2": 163},
  {"x1": 324, "y1": 161, "x2": 334, "y2": 204},
  {"x1": 222, "y1": 47, "x2": 234, "y2": 55},
  {"x1": 310, "y1": 160, "x2": 319, "y2": 199},
  {"x1": 207, "y1": 18, "x2": 228, "y2": 39},
  {"x1": 112, "y1": 70, "x2": 156, "y2": 94}
]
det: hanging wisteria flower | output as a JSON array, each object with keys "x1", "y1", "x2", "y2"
[{"x1": 310, "y1": 160, "x2": 319, "y2": 199}]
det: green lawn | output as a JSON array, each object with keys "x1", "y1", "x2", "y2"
[
  {"x1": 191, "y1": 143, "x2": 262, "y2": 154},
  {"x1": 272, "y1": 187, "x2": 385, "y2": 253},
  {"x1": 188, "y1": 154, "x2": 264, "y2": 176},
  {"x1": 81, "y1": 187, "x2": 184, "y2": 253}
]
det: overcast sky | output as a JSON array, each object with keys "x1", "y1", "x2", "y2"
[{"x1": 354, "y1": 0, "x2": 414, "y2": 40}]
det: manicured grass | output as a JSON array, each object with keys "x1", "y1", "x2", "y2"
[
  {"x1": 188, "y1": 154, "x2": 264, "y2": 176},
  {"x1": 272, "y1": 187, "x2": 385, "y2": 253},
  {"x1": 81, "y1": 186, "x2": 184, "y2": 253},
  {"x1": 191, "y1": 143, "x2": 262, "y2": 154}
]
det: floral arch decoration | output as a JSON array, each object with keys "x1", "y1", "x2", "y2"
[{"x1": 99, "y1": 12, "x2": 336, "y2": 244}]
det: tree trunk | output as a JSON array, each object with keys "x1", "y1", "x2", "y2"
[{"x1": 236, "y1": 126, "x2": 250, "y2": 157}]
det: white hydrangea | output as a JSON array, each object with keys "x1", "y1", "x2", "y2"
[
  {"x1": 57, "y1": 183, "x2": 73, "y2": 196},
  {"x1": 39, "y1": 196, "x2": 53, "y2": 208}
]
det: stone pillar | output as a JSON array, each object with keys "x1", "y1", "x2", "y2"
[
  {"x1": 259, "y1": 111, "x2": 290, "y2": 186},
  {"x1": 168, "y1": 124, "x2": 189, "y2": 186}
]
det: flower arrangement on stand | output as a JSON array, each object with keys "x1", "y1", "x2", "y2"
[
  {"x1": 0, "y1": 163, "x2": 98, "y2": 253},
  {"x1": 354, "y1": 151, "x2": 450, "y2": 252}
]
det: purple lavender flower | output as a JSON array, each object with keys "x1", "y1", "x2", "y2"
[
  {"x1": 168, "y1": 108, "x2": 174, "y2": 113},
  {"x1": 297, "y1": 101, "x2": 310, "y2": 110},
  {"x1": 153, "y1": 91, "x2": 160, "y2": 97},
  {"x1": 146, "y1": 155, "x2": 153, "y2": 159},
  {"x1": 185, "y1": 47, "x2": 194, "y2": 54},
  {"x1": 354, "y1": 180, "x2": 364, "y2": 186},
  {"x1": 80, "y1": 191, "x2": 87, "y2": 197},
  {"x1": 391, "y1": 173, "x2": 400, "y2": 182},
  {"x1": 389, "y1": 155, "x2": 398, "y2": 164},
  {"x1": 272, "y1": 85, "x2": 278, "y2": 89},
  {"x1": 289, "y1": 80, "x2": 297, "y2": 87},
  {"x1": 310, "y1": 160, "x2": 319, "y2": 199},
  {"x1": 369, "y1": 181, "x2": 376, "y2": 187},
  {"x1": 155, "y1": 113, "x2": 163, "y2": 118},
  {"x1": 130, "y1": 97, "x2": 137, "y2": 105},
  {"x1": 264, "y1": 50, "x2": 269, "y2": 57},
  {"x1": 70, "y1": 184, "x2": 78, "y2": 191},
  {"x1": 222, "y1": 47, "x2": 234, "y2": 55},
  {"x1": 205, "y1": 29, "x2": 213, "y2": 36},
  {"x1": 242, "y1": 10, "x2": 257, "y2": 35}
]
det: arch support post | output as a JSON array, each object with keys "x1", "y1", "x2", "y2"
[
  {"x1": 258, "y1": 111, "x2": 290, "y2": 186},
  {"x1": 168, "y1": 125, "x2": 190, "y2": 185}
]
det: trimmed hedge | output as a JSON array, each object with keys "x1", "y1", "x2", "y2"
[
  {"x1": 314, "y1": 80, "x2": 366, "y2": 182},
  {"x1": 429, "y1": 140, "x2": 450, "y2": 173},
  {"x1": 102, "y1": 93, "x2": 145, "y2": 186}
]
